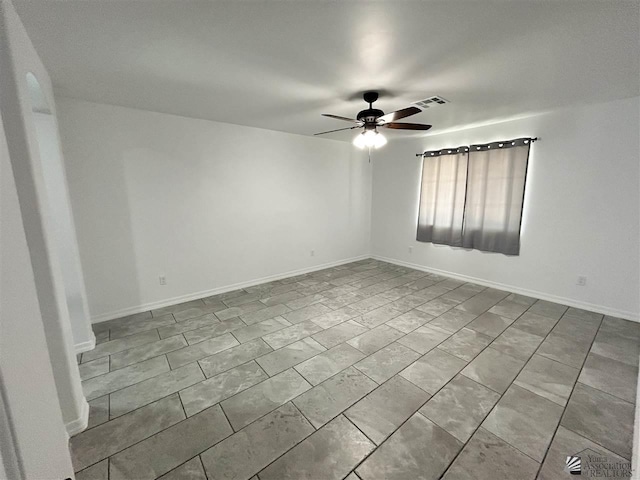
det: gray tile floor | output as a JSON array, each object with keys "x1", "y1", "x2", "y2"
[{"x1": 72, "y1": 260, "x2": 638, "y2": 480}]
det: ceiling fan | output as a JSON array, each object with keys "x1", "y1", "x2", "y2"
[{"x1": 314, "y1": 91, "x2": 432, "y2": 149}]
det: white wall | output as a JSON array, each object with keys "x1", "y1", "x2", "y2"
[
  {"x1": 0, "y1": 0, "x2": 87, "y2": 449},
  {"x1": 33, "y1": 111, "x2": 94, "y2": 352},
  {"x1": 56, "y1": 98, "x2": 371, "y2": 321},
  {"x1": 0, "y1": 79, "x2": 74, "y2": 480},
  {"x1": 0, "y1": 115, "x2": 73, "y2": 480},
  {"x1": 371, "y1": 97, "x2": 640, "y2": 321}
]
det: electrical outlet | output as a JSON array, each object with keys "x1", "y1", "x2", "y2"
[
  {"x1": 310, "y1": 250, "x2": 315, "y2": 257},
  {"x1": 159, "y1": 275, "x2": 167, "y2": 286},
  {"x1": 576, "y1": 275, "x2": 587, "y2": 286},
  {"x1": 408, "y1": 246, "x2": 413, "y2": 254}
]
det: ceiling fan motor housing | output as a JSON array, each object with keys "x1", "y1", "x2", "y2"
[{"x1": 357, "y1": 108, "x2": 384, "y2": 124}]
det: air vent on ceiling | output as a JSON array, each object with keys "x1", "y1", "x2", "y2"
[{"x1": 412, "y1": 95, "x2": 449, "y2": 110}]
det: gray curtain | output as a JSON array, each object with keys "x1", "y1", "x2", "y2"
[
  {"x1": 416, "y1": 148, "x2": 468, "y2": 246},
  {"x1": 462, "y1": 139, "x2": 531, "y2": 255}
]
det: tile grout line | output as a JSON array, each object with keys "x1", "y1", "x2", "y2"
[
  {"x1": 77, "y1": 261, "x2": 621, "y2": 479},
  {"x1": 215, "y1": 395, "x2": 236, "y2": 434},
  {"x1": 341, "y1": 411, "x2": 384, "y2": 447},
  {"x1": 514, "y1": 348, "x2": 635, "y2": 409},
  {"x1": 572, "y1": 380, "x2": 637, "y2": 407},
  {"x1": 446, "y1": 308, "x2": 573, "y2": 458},
  {"x1": 385, "y1": 314, "x2": 549, "y2": 476},
  {"x1": 91, "y1": 354, "x2": 176, "y2": 408},
  {"x1": 80, "y1": 390, "x2": 232, "y2": 476},
  {"x1": 82, "y1": 267, "x2": 460, "y2": 439},
  {"x1": 80, "y1": 280, "x2": 421, "y2": 466},
  {"x1": 250, "y1": 402, "x2": 326, "y2": 478},
  {"x1": 270, "y1": 334, "x2": 456, "y2": 477},
  {"x1": 532, "y1": 314, "x2": 606, "y2": 478},
  {"x1": 287, "y1": 399, "x2": 318, "y2": 433},
  {"x1": 197, "y1": 365, "x2": 374, "y2": 475},
  {"x1": 80, "y1": 335, "x2": 161, "y2": 365},
  {"x1": 182, "y1": 358, "x2": 274, "y2": 418},
  {"x1": 341, "y1": 298, "x2": 536, "y2": 476},
  {"x1": 341, "y1": 295, "x2": 567, "y2": 477},
  {"x1": 96, "y1": 333, "x2": 183, "y2": 374},
  {"x1": 105, "y1": 355, "x2": 215, "y2": 421},
  {"x1": 557, "y1": 424, "x2": 634, "y2": 463},
  {"x1": 437, "y1": 309, "x2": 604, "y2": 478},
  {"x1": 197, "y1": 454, "x2": 209, "y2": 480},
  {"x1": 93, "y1": 272, "x2": 418, "y2": 360}
]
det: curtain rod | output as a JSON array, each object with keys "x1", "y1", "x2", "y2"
[{"x1": 416, "y1": 137, "x2": 539, "y2": 157}]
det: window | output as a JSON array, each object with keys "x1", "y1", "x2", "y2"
[{"x1": 417, "y1": 138, "x2": 532, "y2": 255}]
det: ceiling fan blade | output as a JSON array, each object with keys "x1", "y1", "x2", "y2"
[
  {"x1": 377, "y1": 106, "x2": 421, "y2": 123},
  {"x1": 314, "y1": 126, "x2": 359, "y2": 136},
  {"x1": 382, "y1": 122, "x2": 432, "y2": 131},
  {"x1": 322, "y1": 113, "x2": 360, "y2": 123}
]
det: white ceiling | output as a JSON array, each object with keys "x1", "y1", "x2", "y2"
[{"x1": 14, "y1": 0, "x2": 640, "y2": 141}]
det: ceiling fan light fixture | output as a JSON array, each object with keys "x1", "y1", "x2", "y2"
[
  {"x1": 316, "y1": 91, "x2": 430, "y2": 145},
  {"x1": 353, "y1": 131, "x2": 367, "y2": 149},
  {"x1": 353, "y1": 129, "x2": 387, "y2": 149},
  {"x1": 374, "y1": 131, "x2": 387, "y2": 148}
]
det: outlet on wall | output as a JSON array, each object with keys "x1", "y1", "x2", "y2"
[
  {"x1": 159, "y1": 275, "x2": 167, "y2": 285},
  {"x1": 576, "y1": 275, "x2": 587, "y2": 286},
  {"x1": 408, "y1": 246, "x2": 413, "y2": 254},
  {"x1": 310, "y1": 250, "x2": 315, "y2": 257}
]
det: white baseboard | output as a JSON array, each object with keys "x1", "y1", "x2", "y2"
[
  {"x1": 372, "y1": 255, "x2": 639, "y2": 322},
  {"x1": 91, "y1": 254, "x2": 371, "y2": 323},
  {"x1": 74, "y1": 331, "x2": 96, "y2": 354},
  {"x1": 65, "y1": 397, "x2": 89, "y2": 437},
  {"x1": 92, "y1": 252, "x2": 638, "y2": 323}
]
